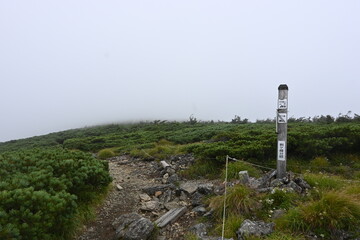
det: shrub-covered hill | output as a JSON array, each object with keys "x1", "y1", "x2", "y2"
[
  {"x1": 1, "y1": 121, "x2": 360, "y2": 165},
  {"x1": 1, "y1": 121, "x2": 360, "y2": 239}
]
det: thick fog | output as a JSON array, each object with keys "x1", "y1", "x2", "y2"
[{"x1": 1, "y1": 0, "x2": 359, "y2": 142}]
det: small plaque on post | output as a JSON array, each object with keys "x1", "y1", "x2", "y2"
[
  {"x1": 278, "y1": 113, "x2": 287, "y2": 123},
  {"x1": 278, "y1": 141, "x2": 286, "y2": 161},
  {"x1": 278, "y1": 99, "x2": 287, "y2": 109}
]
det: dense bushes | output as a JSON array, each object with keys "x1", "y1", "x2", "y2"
[
  {"x1": 2, "y1": 122, "x2": 360, "y2": 165},
  {"x1": 0, "y1": 148, "x2": 112, "y2": 240}
]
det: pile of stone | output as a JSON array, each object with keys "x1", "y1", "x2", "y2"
[{"x1": 239, "y1": 169, "x2": 311, "y2": 194}]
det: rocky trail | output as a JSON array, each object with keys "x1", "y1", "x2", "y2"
[
  {"x1": 75, "y1": 154, "x2": 216, "y2": 240},
  {"x1": 75, "y1": 155, "x2": 314, "y2": 240}
]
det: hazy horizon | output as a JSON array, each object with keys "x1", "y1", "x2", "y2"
[{"x1": 1, "y1": 1, "x2": 359, "y2": 142}]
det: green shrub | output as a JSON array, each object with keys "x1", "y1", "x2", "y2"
[
  {"x1": 345, "y1": 185, "x2": 360, "y2": 200},
  {"x1": 208, "y1": 185, "x2": 259, "y2": 218},
  {"x1": 310, "y1": 156, "x2": 330, "y2": 169},
  {"x1": 304, "y1": 173, "x2": 344, "y2": 192},
  {"x1": 130, "y1": 140, "x2": 184, "y2": 160},
  {"x1": 263, "y1": 188, "x2": 297, "y2": 211},
  {"x1": 213, "y1": 214, "x2": 244, "y2": 239},
  {"x1": 276, "y1": 208, "x2": 309, "y2": 233},
  {"x1": 97, "y1": 149, "x2": 115, "y2": 159},
  {"x1": 222, "y1": 161, "x2": 262, "y2": 180},
  {"x1": 180, "y1": 159, "x2": 219, "y2": 179},
  {"x1": 277, "y1": 191, "x2": 360, "y2": 236},
  {"x1": 0, "y1": 148, "x2": 112, "y2": 240}
]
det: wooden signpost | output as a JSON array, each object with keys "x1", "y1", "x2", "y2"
[{"x1": 276, "y1": 84, "x2": 288, "y2": 179}]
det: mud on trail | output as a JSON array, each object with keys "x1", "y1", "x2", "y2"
[{"x1": 75, "y1": 155, "x2": 200, "y2": 240}]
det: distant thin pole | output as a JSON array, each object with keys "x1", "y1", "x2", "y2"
[{"x1": 221, "y1": 155, "x2": 229, "y2": 240}]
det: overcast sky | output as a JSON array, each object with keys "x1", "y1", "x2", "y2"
[{"x1": 1, "y1": 1, "x2": 359, "y2": 142}]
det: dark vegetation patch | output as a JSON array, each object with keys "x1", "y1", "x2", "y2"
[{"x1": 0, "y1": 148, "x2": 111, "y2": 239}]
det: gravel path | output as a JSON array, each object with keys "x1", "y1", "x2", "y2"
[{"x1": 75, "y1": 155, "x2": 160, "y2": 240}]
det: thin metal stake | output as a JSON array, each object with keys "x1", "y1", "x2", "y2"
[{"x1": 221, "y1": 155, "x2": 229, "y2": 240}]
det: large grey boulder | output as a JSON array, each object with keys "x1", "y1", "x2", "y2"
[
  {"x1": 113, "y1": 213, "x2": 154, "y2": 240},
  {"x1": 236, "y1": 219, "x2": 274, "y2": 240}
]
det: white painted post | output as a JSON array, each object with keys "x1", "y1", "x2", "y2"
[{"x1": 276, "y1": 84, "x2": 288, "y2": 179}]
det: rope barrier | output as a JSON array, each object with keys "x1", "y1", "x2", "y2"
[
  {"x1": 226, "y1": 155, "x2": 360, "y2": 183},
  {"x1": 141, "y1": 149, "x2": 154, "y2": 159},
  {"x1": 227, "y1": 156, "x2": 275, "y2": 171}
]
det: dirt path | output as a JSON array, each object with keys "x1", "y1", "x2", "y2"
[{"x1": 76, "y1": 155, "x2": 160, "y2": 240}]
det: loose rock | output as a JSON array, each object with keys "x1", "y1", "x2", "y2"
[
  {"x1": 192, "y1": 206, "x2": 207, "y2": 215},
  {"x1": 139, "y1": 193, "x2": 151, "y2": 202},
  {"x1": 238, "y1": 171, "x2": 250, "y2": 185},
  {"x1": 113, "y1": 213, "x2": 154, "y2": 240},
  {"x1": 191, "y1": 192, "x2": 204, "y2": 207},
  {"x1": 167, "y1": 174, "x2": 179, "y2": 184},
  {"x1": 164, "y1": 201, "x2": 181, "y2": 210},
  {"x1": 287, "y1": 181, "x2": 303, "y2": 194},
  {"x1": 236, "y1": 219, "x2": 274, "y2": 240},
  {"x1": 189, "y1": 223, "x2": 208, "y2": 238},
  {"x1": 160, "y1": 160, "x2": 171, "y2": 169},
  {"x1": 180, "y1": 181, "x2": 199, "y2": 195},
  {"x1": 143, "y1": 184, "x2": 175, "y2": 196},
  {"x1": 197, "y1": 183, "x2": 214, "y2": 195},
  {"x1": 294, "y1": 177, "x2": 311, "y2": 191},
  {"x1": 141, "y1": 201, "x2": 160, "y2": 211},
  {"x1": 155, "y1": 207, "x2": 187, "y2": 228},
  {"x1": 270, "y1": 179, "x2": 284, "y2": 188}
]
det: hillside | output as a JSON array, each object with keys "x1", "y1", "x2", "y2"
[
  {"x1": 1, "y1": 121, "x2": 360, "y2": 172},
  {"x1": 1, "y1": 121, "x2": 360, "y2": 239}
]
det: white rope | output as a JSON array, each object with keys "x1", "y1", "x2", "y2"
[
  {"x1": 227, "y1": 156, "x2": 275, "y2": 171},
  {"x1": 227, "y1": 156, "x2": 360, "y2": 183},
  {"x1": 221, "y1": 155, "x2": 229, "y2": 240},
  {"x1": 141, "y1": 149, "x2": 154, "y2": 159}
]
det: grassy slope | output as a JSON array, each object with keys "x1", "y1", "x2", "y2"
[
  {"x1": 1, "y1": 121, "x2": 360, "y2": 172},
  {"x1": 2, "y1": 121, "x2": 360, "y2": 239}
]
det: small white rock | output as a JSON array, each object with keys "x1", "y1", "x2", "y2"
[
  {"x1": 116, "y1": 184, "x2": 123, "y2": 190},
  {"x1": 139, "y1": 193, "x2": 151, "y2": 201}
]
